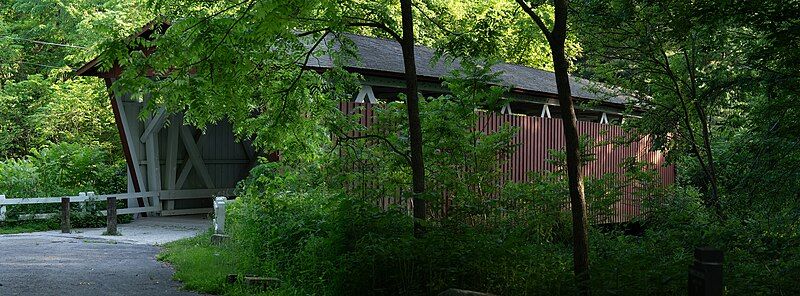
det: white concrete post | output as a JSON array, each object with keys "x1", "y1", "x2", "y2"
[
  {"x1": 78, "y1": 192, "x2": 87, "y2": 212},
  {"x1": 0, "y1": 195, "x2": 6, "y2": 221},
  {"x1": 213, "y1": 196, "x2": 227, "y2": 234}
]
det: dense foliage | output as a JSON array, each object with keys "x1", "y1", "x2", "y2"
[
  {"x1": 2, "y1": 0, "x2": 799, "y2": 294},
  {"x1": 160, "y1": 66, "x2": 799, "y2": 295},
  {"x1": 0, "y1": 0, "x2": 147, "y2": 228}
]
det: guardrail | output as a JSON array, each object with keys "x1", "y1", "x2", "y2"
[
  {"x1": 0, "y1": 188, "x2": 236, "y2": 222},
  {"x1": 0, "y1": 192, "x2": 160, "y2": 222}
]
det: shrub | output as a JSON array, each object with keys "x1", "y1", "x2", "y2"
[{"x1": 0, "y1": 142, "x2": 126, "y2": 226}]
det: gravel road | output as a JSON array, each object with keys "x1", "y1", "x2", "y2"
[{"x1": 0, "y1": 216, "x2": 209, "y2": 296}]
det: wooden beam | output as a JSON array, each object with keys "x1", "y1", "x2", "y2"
[
  {"x1": 600, "y1": 112, "x2": 609, "y2": 124},
  {"x1": 111, "y1": 92, "x2": 147, "y2": 194},
  {"x1": 500, "y1": 103, "x2": 512, "y2": 115},
  {"x1": 165, "y1": 115, "x2": 181, "y2": 211},
  {"x1": 139, "y1": 107, "x2": 167, "y2": 143},
  {"x1": 540, "y1": 104, "x2": 552, "y2": 118},
  {"x1": 175, "y1": 130, "x2": 203, "y2": 190},
  {"x1": 181, "y1": 126, "x2": 215, "y2": 189},
  {"x1": 160, "y1": 208, "x2": 214, "y2": 216},
  {"x1": 159, "y1": 188, "x2": 236, "y2": 200},
  {"x1": 237, "y1": 140, "x2": 258, "y2": 181},
  {"x1": 138, "y1": 159, "x2": 251, "y2": 165},
  {"x1": 242, "y1": 140, "x2": 256, "y2": 161},
  {"x1": 175, "y1": 160, "x2": 194, "y2": 190},
  {"x1": 145, "y1": 130, "x2": 162, "y2": 212},
  {"x1": 355, "y1": 85, "x2": 378, "y2": 103}
]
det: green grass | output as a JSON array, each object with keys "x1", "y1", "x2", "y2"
[
  {"x1": 0, "y1": 213, "x2": 134, "y2": 235},
  {"x1": 0, "y1": 220, "x2": 58, "y2": 234},
  {"x1": 158, "y1": 232, "x2": 301, "y2": 296}
]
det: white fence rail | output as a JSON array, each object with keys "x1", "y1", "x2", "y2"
[
  {"x1": 0, "y1": 188, "x2": 236, "y2": 222},
  {"x1": 0, "y1": 192, "x2": 159, "y2": 222}
]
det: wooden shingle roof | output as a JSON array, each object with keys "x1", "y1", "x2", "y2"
[{"x1": 308, "y1": 33, "x2": 627, "y2": 105}]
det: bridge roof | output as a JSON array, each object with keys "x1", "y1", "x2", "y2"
[
  {"x1": 76, "y1": 23, "x2": 629, "y2": 107},
  {"x1": 308, "y1": 33, "x2": 628, "y2": 105}
]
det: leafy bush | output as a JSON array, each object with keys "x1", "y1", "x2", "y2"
[
  {"x1": 29, "y1": 142, "x2": 126, "y2": 197},
  {"x1": 0, "y1": 142, "x2": 126, "y2": 226},
  {"x1": 0, "y1": 142, "x2": 125, "y2": 198},
  {"x1": 226, "y1": 163, "x2": 579, "y2": 295},
  {"x1": 0, "y1": 157, "x2": 40, "y2": 198},
  {"x1": 206, "y1": 62, "x2": 697, "y2": 295}
]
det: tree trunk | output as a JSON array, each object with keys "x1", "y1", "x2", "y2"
[
  {"x1": 550, "y1": 0, "x2": 591, "y2": 294},
  {"x1": 697, "y1": 106, "x2": 722, "y2": 217},
  {"x1": 400, "y1": 0, "x2": 427, "y2": 236}
]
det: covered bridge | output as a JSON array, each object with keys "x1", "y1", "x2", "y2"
[{"x1": 76, "y1": 24, "x2": 674, "y2": 222}]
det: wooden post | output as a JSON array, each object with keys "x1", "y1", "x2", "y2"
[
  {"x1": 689, "y1": 247, "x2": 724, "y2": 296},
  {"x1": 165, "y1": 114, "x2": 182, "y2": 211},
  {"x1": 60, "y1": 197, "x2": 70, "y2": 233},
  {"x1": 0, "y1": 195, "x2": 6, "y2": 221},
  {"x1": 106, "y1": 197, "x2": 118, "y2": 235}
]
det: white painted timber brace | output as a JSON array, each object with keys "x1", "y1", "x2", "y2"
[
  {"x1": 139, "y1": 107, "x2": 167, "y2": 143},
  {"x1": 145, "y1": 122, "x2": 163, "y2": 212},
  {"x1": 164, "y1": 114, "x2": 181, "y2": 211},
  {"x1": 500, "y1": 103, "x2": 513, "y2": 115},
  {"x1": 600, "y1": 112, "x2": 609, "y2": 124},
  {"x1": 115, "y1": 94, "x2": 147, "y2": 192},
  {"x1": 540, "y1": 105, "x2": 552, "y2": 118},
  {"x1": 213, "y1": 196, "x2": 227, "y2": 234},
  {"x1": 355, "y1": 85, "x2": 377, "y2": 104},
  {"x1": 180, "y1": 126, "x2": 215, "y2": 189}
]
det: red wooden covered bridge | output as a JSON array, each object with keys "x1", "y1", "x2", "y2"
[{"x1": 76, "y1": 24, "x2": 673, "y2": 223}]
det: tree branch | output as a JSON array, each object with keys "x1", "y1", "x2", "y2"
[
  {"x1": 346, "y1": 20, "x2": 403, "y2": 43},
  {"x1": 337, "y1": 133, "x2": 412, "y2": 165},
  {"x1": 515, "y1": 0, "x2": 552, "y2": 39}
]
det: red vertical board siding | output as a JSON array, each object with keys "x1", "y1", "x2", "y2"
[{"x1": 337, "y1": 102, "x2": 675, "y2": 223}]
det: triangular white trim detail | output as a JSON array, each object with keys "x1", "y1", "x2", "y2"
[
  {"x1": 600, "y1": 112, "x2": 609, "y2": 124},
  {"x1": 500, "y1": 103, "x2": 512, "y2": 115},
  {"x1": 355, "y1": 85, "x2": 377, "y2": 104},
  {"x1": 540, "y1": 105, "x2": 552, "y2": 118}
]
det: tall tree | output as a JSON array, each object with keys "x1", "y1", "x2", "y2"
[
  {"x1": 575, "y1": 0, "x2": 735, "y2": 217},
  {"x1": 513, "y1": 0, "x2": 590, "y2": 293},
  {"x1": 399, "y1": 0, "x2": 427, "y2": 235}
]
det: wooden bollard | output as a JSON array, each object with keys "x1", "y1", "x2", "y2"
[
  {"x1": 106, "y1": 196, "x2": 117, "y2": 235},
  {"x1": 688, "y1": 247, "x2": 724, "y2": 296},
  {"x1": 60, "y1": 197, "x2": 70, "y2": 233}
]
